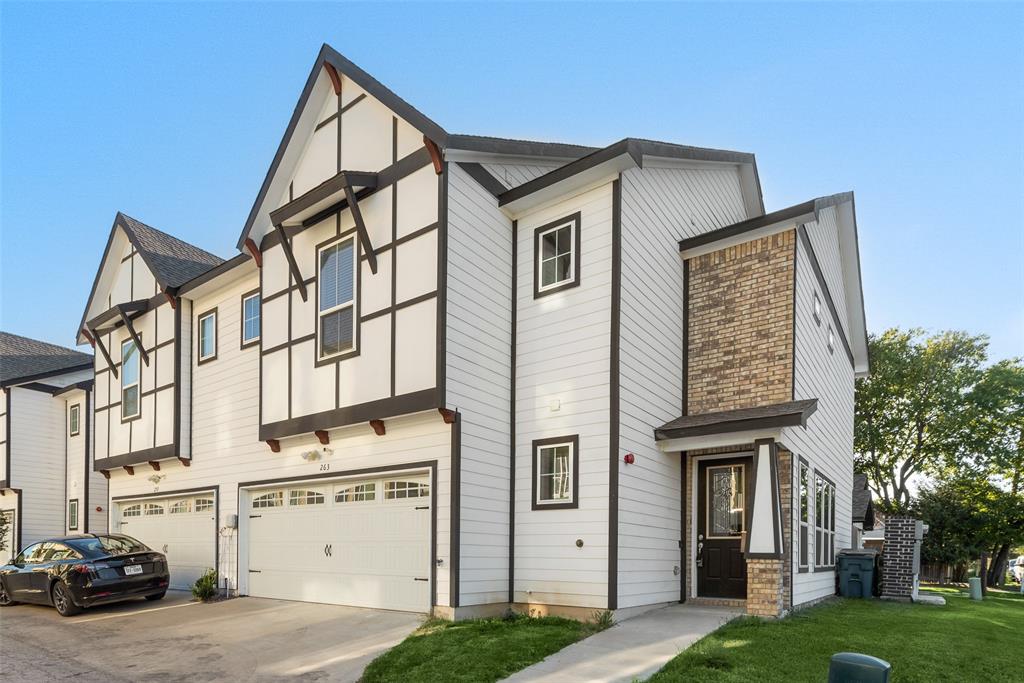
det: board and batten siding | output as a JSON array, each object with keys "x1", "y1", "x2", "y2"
[
  {"x1": 784, "y1": 231, "x2": 855, "y2": 607},
  {"x1": 8, "y1": 387, "x2": 66, "y2": 547},
  {"x1": 513, "y1": 182, "x2": 614, "y2": 609},
  {"x1": 615, "y1": 162, "x2": 751, "y2": 609},
  {"x1": 445, "y1": 163, "x2": 514, "y2": 606}
]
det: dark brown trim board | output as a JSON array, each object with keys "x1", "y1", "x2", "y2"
[
  {"x1": 240, "y1": 288, "x2": 262, "y2": 350},
  {"x1": 530, "y1": 435, "x2": 580, "y2": 511},
  {"x1": 435, "y1": 164, "x2": 448, "y2": 406},
  {"x1": 456, "y1": 162, "x2": 506, "y2": 197},
  {"x1": 679, "y1": 451, "x2": 687, "y2": 603},
  {"x1": 95, "y1": 443, "x2": 178, "y2": 471},
  {"x1": 508, "y1": 218, "x2": 518, "y2": 605},
  {"x1": 258, "y1": 388, "x2": 439, "y2": 441},
  {"x1": 83, "y1": 390, "x2": 91, "y2": 533},
  {"x1": 0, "y1": 362, "x2": 94, "y2": 390},
  {"x1": 449, "y1": 413, "x2": 461, "y2": 608},
  {"x1": 607, "y1": 176, "x2": 622, "y2": 611},
  {"x1": 532, "y1": 212, "x2": 582, "y2": 299}
]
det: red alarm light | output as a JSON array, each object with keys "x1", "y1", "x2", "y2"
[{"x1": 624, "y1": 453, "x2": 635, "y2": 464}]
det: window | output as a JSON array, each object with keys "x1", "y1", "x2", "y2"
[
  {"x1": 144, "y1": 503, "x2": 164, "y2": 516},
  {"x1": 815, "y1": 474, "x2": 836, "y2": 568},
  {"x1": 241, "y1": 291, "x2": 261, "y2": 348},
  {"x1": 335, "y1": 483, "x2": 375, "y2": 503},
  {"x1": 534, "y1": 213, "x2": 581, "y2": 298},
  {"x1": 195, "y1": 498, "x2": 214, "y2": 512},
  {"x1": 121, "y1": 339, "x2": 140, "y2": 420},
  {"x1": 252, "y1": 491, "x2": 284, "y2": 509},
  {"x1": 67, "y1": 535, "x2": 149, "y2": 557},
  {"x1": 198, "y1": 309, "x2": 217, "y2": 363},
  {"x1": 812, "y1": 292, "x2": 822, "y2": 325},
  {"x1": 121, "y1": 504, "x2": 142, "y2": 519},
  {"x1": 289, "y1": 489, "x2": 325, "y2": 506},
  {"x1": 707, "y1": 465, "x2": 745, "y2": 538},
  {"x1": 827, "y1": 326, "x2": 835, "y2": 354},
  {"x1": 532, "y1": 436, "x2": 579, "y2": 509},
  {"x1": 318, "y1": 237, "x2": 357, "y2": 359},
  {"x1": 68, "y1": 499, "x2": 79, "y2": 531},
  {"x1": 384, "y1": 480, "x2": 430, "y2": 500},
  {"x1": 169, "y1": 500, "x2": 191, "y2": 514},
  {"x1": 798, "y1": 460, "x2": 810, "y2": 571},
  {"x1": 69, "y1": 404, "x2": 80, "y2": 437}
]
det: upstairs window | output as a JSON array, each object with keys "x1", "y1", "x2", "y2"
[
  {"x1": 534, "y1": 213, "x2": 581, "y2": 298},
  {"x1": 69, "y1": 403, "x2": 81, "y2": 437},
  {"x1": 318, "y1": 237, "x2": 357, "y2": 359},
  {"x1": 827, "y1": 326, "x2": 835, "y2": 355},
  {"x1": 198, "y1": 309, "x2": 217, "y2": 363},
  {"x1": 121, "y1": 339, "x2": 140, "y2": 420},
  {"x1": 532, "y1": 436, "x2": 579, "y2": 509},
  {"x1": 241, "y1": 292, "x2": 261, "y2": 348}
]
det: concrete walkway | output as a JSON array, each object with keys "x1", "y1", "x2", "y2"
[{"x1": 504, "y1": 603, "x2": 741, "y2": 683}]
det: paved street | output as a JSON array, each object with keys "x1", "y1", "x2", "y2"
[{"x1": 0, "y1": 591, "x2": 421, "y2": 682}]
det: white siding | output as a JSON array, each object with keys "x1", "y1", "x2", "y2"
[
  {"x1": 514, "y1": 182, "x2": 614, "y2": 609},
  {"x1": 64, "y1": 391, "x2": 87, "y2": 533},
  {"x1": 9, "y1": 387, "x2": 66, "y2": 547},
  {"x1": 445, "y1": 163, "x2": 513, "y2": 606},
  {"x1": 615, "y1": 163, "x2": 750, "y2": 608},
  {"x1": 785, "y1": 234, "x2": 855, "y2": 607},
  {"x1": 0, "y1": 389, "x2": 7, "y2": 483},
  {"x1": 480, "y1": 162, "x2": 563, "y2": 190},
  {"x1": 804, "y1": 207, "x2": 850, "y2": 341}
]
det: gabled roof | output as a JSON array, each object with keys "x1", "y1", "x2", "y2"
[
  {"x1": 853, "y1": 473, "x2": 875, "y2": 530},
  {"x1": 0, "y1": 331, "x2": 93, "y2": 386}
]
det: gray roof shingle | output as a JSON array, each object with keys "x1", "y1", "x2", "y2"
[
  {"x1": 655, "y1": 399, "x2": 818, "y2": 440},
  {"x1": 0, "y1": 331, "x2": 93, "y2": 385},
  {"x1": 117, "y1": 213, "x2": 224, "y2": 289}
]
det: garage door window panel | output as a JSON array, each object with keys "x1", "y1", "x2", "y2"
[
  {"x1": 335, "y1": 483, "x2": 376, "y2": 503},
  {"x1": 170, "y1": 500, "x2": 191, "y2": 514},
  {"x1": 253, "y1": 491, "x2": 284, "y2": 509},
  {"x1": 144, "y1": 503, "x2": 164, "y2": 516},
  {"x1": 122, "y1": 504, "x2": 142, "y2": 519},
  {"x1": 289, "y1": 489, "x2": 325, "y2": 506},
  {"x1": 384, "y1": 480, "x2": 429, "y2": 500},
  {"x1": 195, "y1": 498, "x2": 214, "y2": 512}
]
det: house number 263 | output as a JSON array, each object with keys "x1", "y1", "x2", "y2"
[{"x1": 319, "y1": 463, "x2": 330, "y2": 472}]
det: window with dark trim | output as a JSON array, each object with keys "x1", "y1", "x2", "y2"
[
  {"x1": 317, "y1": 236, "x2": 358, "y2": 359},
  {"x1": 68, "y1": 499, "x2": 79, "y2": 531},
  {"x1": 814, "y1": 473, "x2": 836, "y2": 568},
  {"x1": 121, "y1": 339, "x2": 140, "y2": 420},
  {"x1": 533, "y1": 212, "x2": 581, "y2": 298},
  {"x1": 798, "y1": 459, "x2": 810, "y2": 571},
  {"x1": 69, "y1": 403, "x2": 81, "y2": 437},
  {"x1": 241, "y1": 291, "x2": 261, "y2": 348},
  {"x1": 532, "y1": 435, "x2": 579, "y2": 510},
  {"x1": 198, "y1": 309, "x2": 218, "y2": 363}
]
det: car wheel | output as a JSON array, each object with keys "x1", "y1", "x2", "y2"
[
  {"x1": 145, "y1": 591, "x2": 166, "y2": 602},
  {"x1": 0, "y1": 579, "x2": 15, "y2": 606},
  {"x1": 51, "y1": 580, "x2": 82, "y2": 617}
]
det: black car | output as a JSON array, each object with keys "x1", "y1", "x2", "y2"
[{"x1": 0, "y1": 534, "x2": 170, "y2": 616}]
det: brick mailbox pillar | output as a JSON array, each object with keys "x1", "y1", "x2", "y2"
[{"x1": 881, "y1": 516, "x2": 923, "y2": 601}]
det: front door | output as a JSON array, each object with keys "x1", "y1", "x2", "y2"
[{"x1": 697, "y1": 457, "x2": 752, "y2": 599}]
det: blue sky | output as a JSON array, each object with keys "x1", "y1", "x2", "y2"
[{"x1": 2, "y1": 2, "x2": 1022, "y2": 361}]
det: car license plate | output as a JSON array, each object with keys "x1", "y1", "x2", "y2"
[{"x1": 124, "y1": 565, "x2": 143, "y2": 576}]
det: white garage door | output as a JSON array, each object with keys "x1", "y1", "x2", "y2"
[
  {"x1": 246, "y1": 474, "x2": 431, "y2": 612},
  {"x1": 117, "y1": 494, "x2": 216, "y2": 590}
]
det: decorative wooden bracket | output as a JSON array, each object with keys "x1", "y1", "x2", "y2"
[
  {"x1": 244, "y1": 238, "x2": 263, "y2": 268},
  {"x1": 148, "y1": 461, "x2": 160, "y2": 471},
  {"x1": 123, "y1": 465, "x2": 135, "y2": 475},
  {"x1": 267, "y1": 439, "x2": 281, "y2": 453},
  {"x1": 438, "y1": 408, "x2": 456, "y2": 424},
  {"x1": 423, "y1": 136, "x2": 443, "y2": 175},
  {"x1": 314, "y1": 430, "x2": 330, "y2": 445},
  {"x1": 92, "y1": 331, "x2": 117, "y2": 379},
  {"x1": 100, "y1": 470, "x2": 111, "y2": 480},
  {"x1": 324, "y1": 63, "x2": 342, "y2": 95},
  {"x1": 343, "y1": 184, "x2": 378, "y2": 275},
  {"x1": 117, "y1": 307, "x2": 150, "y2": 366},
  {"x1": 163, "y1": 288, "x2": 177, "y2": 309},
  {"x1": 274, "y1": 224, "x2": 308, "y2": 302},
  {"x1": 178, "y1": 457, "x2": 191, "y2": 467},
  {"x1": 369, "y1": 419, "x2": 386, "y2": 436},
  {"x1": 82, "y1": 328, "x2": 96, "y2": 347}
]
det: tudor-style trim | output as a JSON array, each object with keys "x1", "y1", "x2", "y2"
[
  {"x1": 445, "y1": 134, "x2": 595, "y2": 160},
  {"x1": 116, "y1": 306, "x2": 149, "y2": 367},
  {"x1": 508, "y1": 218, "x2": 517, "y2": 605},
  {"x1": 196, "y1": 307, "x2": 219, "y2": 366},
  {"x1": 275, "y1": 225, "x2": 308, "y2": 302},
  {"x1": 797, "y1": 224, "x2": 855, "y2": 367},
  {"x1": 532, "y1": 212, "x2": 582, "y2": 299},
  {"x1": 268, "y1": 170, "x2": 378, "y2": 228},
  {"x1": 93, "y1": 332, "x2": 117, "y2": 380},
  {"x1": 434, "y1": 162, "x2": 449, "y2": 407},
  {"x1": 94, "y1": 443, "x2": 177, "y2": 471},
  {"x1": 240, "y1": 288, "x2": 262, "y2": 350},
  {"x1": 343, "y1": 183, "x2": 378, "y2": 274},
  {"x1": 531, "y1": 435, "x2": 580, "y2": 511},
  {"x1": 258, "y1": 388, "x2": 439, "y2": 441},
  {"x1": 607, "y1": 176, "x2": 622, "y2": 610},
  {"x1": 244, "y1": 238, "x2": 262, "y2": 268},
  {"x1": 456, "y1": 162, "x2": 506, "y2": 197},
  {"x1": 17, "y1": 382, "x2": 62, "y2": 395}
]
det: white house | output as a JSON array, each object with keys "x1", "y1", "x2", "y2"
[
  {"x1": 0, "y1": 332, "x2": 107, "y2": 556},
  {"x1": 73, "y1": 44, "x2": 868, "y2": 618}
]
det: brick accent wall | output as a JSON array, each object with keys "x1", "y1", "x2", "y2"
[
  {"x1": 881, "y1": 516, "x2": 921, "y2": 601},
  {"x1": 747, "y1": 559, "x2": 783, "y2": 617},
  {"x1": 687, "y1": 230, "x2": 796, "y2": 415},
  {"x1": 778, "y1": 448, "x2": 792, "y2": 610}
]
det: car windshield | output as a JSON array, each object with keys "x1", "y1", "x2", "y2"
[{"x1": 66, "y1": 535, "x2": 150, "y2": 557}]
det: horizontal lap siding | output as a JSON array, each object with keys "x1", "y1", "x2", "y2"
[
  {"x1": 617, "y1": 164, "x2": 749, "y2": 609},
  {"x1": 479, "y1": 162, "x2": 563, "y2": 190},
  {"x1": 10, "y1": 388, "x2": 66, "y2": 546},
  {"x1": 446, "y1": 164, "x2": 513, "y2": 606},
  {"x1": 65, "y1": 393, "x2": 87, "y2": 533},
  {"x1": 514, "y1": 183, "x2": 613, "y2": 609},
  {"x1": 786, "y1": 237, "x2": 855, "y2": 607},
  {"x1": 805, "y1": 207, "x2": 850, "y2": 341}
]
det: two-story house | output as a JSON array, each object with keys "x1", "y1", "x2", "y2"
[
  {"x1": 74, "y1": 44, "x2": 868, "y2": 618},
  {"x1": 0, "y1": 332, "x2": 107, "y2": 556}
]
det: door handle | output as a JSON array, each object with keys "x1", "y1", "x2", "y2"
[{"x1": 696, "y1": 541, "x2": 704, "y2": 568}]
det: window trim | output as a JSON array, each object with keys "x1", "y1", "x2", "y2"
[
  {"x1": 68, "y1": 498, "x2": 79, "y2": 531},
  {"x1": 69, "y1": 403, "x2": 81, "y2": 437},
  {"x1": 533, "y1": 212, "x2": 582, "y2": 299},
  {"x1": 240, "y1": 289, "x2": 261, "y2": 350},
  {"x1": 797, "y1": 457, "x2": 810, "y2": 573},
  {"x1": 813, "y1": 470, "x2": 837, "y2": 571},
  {"x1": 120, "y1": 339, "x2": 141, "y2": 422},
  {"x1": 197, "y1": 308, "x2": 218, "y2": 365},
  {"x1": 531, "y1": 434, "x2": 580, "y2": 510},
  {"x1": 315, "y1": 233, "x2": 361, "y2": 364}
]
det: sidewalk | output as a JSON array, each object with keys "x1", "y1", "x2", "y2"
[{"x1": 503, "y1": 603, "x2": 740, "y2": 683}]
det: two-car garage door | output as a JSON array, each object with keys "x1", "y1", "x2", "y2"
[
  {"x1": 245, "y1": 473, "x2": 431, "y2": 613},
  {"x1": 117, "y1": 493, "x2": 216, "y2": 590}
]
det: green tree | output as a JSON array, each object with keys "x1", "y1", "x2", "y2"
[
  {"x1": 0, "y1": 513, "x2": 9, "y2": 556},
  {"x1": 855, "y1": 328, "x2": 988, "y2": 511}
]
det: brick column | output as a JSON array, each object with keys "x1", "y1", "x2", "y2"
[
  {"x1": 746, "y1": 558, "x2": 783, "y2": 617},
  {"x1": 881, "y1": 516, "x2": 920, "y2": 601}
]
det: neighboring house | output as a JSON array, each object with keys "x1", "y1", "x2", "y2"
[
  {"x1": 73, "y1": 44, "x2": 868, "y2": 618},
  {"x1": 0, "y1": 332, "x2": 107, "y2": 556},
  {"x1": 851, "y1": 473, "x2": 875, "y2": 549}
]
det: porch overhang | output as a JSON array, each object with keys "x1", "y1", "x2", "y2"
[{"x1": 654, "y1": 399, "x2": 818, "y2": 452}]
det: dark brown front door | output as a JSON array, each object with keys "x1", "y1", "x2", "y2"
[{"x1": 697, "y1": 457, "x2": 752, "y2": 599}]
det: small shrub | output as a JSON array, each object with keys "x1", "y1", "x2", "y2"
[{"x1": 192, "y1": 568, "x2": 218, "y2": 601}]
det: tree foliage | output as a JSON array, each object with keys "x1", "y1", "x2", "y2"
[{"x1": 0, "y1": 513, "x2": 9, "y2": 555}]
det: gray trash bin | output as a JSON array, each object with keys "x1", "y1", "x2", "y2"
[
  {"x1": 837, "y1": 549, "x2": 878, "y2": 598},
  {"x1": 829, "y1": 653, "x2": 891, "y2": 682}
]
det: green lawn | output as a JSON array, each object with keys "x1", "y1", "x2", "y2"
[
  {"x1": 650, "y1": 587, "x2": 1022, "y2": 682},
  {"x1": 361, "y1": 613, "x2": 605, "y2": 683}
]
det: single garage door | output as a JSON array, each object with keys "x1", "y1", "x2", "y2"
[
  {"x1": 117, "y1": 494, "x2": 216, "y2": 590},
  {"x1": 246, "y1": 474, "x2": 431, "y2": 612}
]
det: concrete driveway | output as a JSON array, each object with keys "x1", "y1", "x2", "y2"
[{"x1": 0, "y1": 591, "x2": 422, "y2": 682}]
